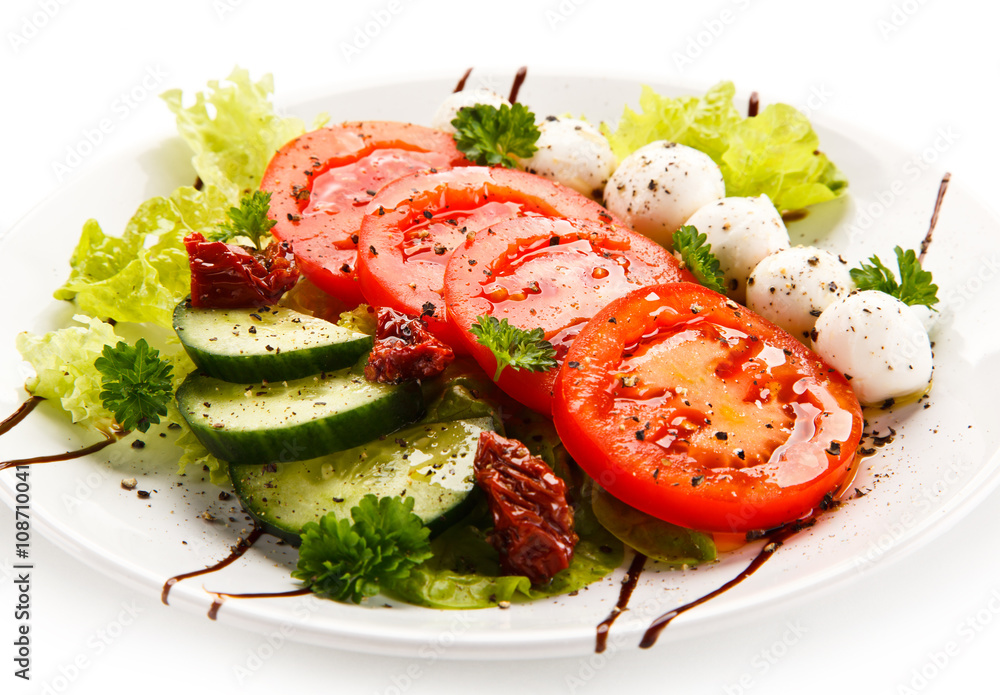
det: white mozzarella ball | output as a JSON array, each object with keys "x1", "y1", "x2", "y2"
[
  {"x1": 684, "y1": 195, "x2": 790, "y2": 303},
  {"x1": 431, "y1": 89, "x2": 509, "y2": 134},
  {"x1": 518, "y1": 116, "x2": 617, "y2": 199},
  {"x1": 604, "y1": 141, "x2": 725, "y2": 245},
  {"x1": 811, "y1": 290, "x2": 933, "y2": 405},
  {"x1": 747, "y1": 247, "x2": 854, "y2": 342}
]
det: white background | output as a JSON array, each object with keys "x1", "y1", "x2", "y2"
[{"x1": 2, "y1": 0, "x2": 999, "y2": 693}]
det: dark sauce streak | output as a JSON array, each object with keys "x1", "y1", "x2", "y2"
[
  {"x1": 595, "y1": 552, "x2": 647, "y2": 653},
  {"x1": 638, "y1": 519, "x2": 815, "y2": 649},
  {"x1": 919, "y1": 172, "x2": 951, "y2": 263},
  {"x1": 509, "y1": 66, "x2": 528, "y2": 104},
  {"x1": 748, "y1": 91, "x2": 760, "y2": 118},
  {"x1": 0, "y1": 430, "x2": 117, "y2": 472},
  {"x1": 161, "y1": 524, "x2": 265, "y2": 605},
  {"x1": 0, "y1": 396, "x2": 44, "y2": 437},
  {"x1": 781, "y1": 209, "x2": 809, "y2": 223},
  {"x1": 453, "y1": 67, "x2": 473, "y2": 93},
  {"x1": 207, "y1": 587, "x2": 312, "y2": 621},
  {"x1": 193, "y1": 176, "x2": 203, "y2": 191}
]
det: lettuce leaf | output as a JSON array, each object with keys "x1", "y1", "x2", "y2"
[
  {"x1": 53, "y1": 185, "x2": 230, "y2": 329},
  {"x1": 161, "y1": 67, "x2": 306, "y2": 202},
  {"x1": 14, "y1": 315, "x2": 119, "y2": 427},
  {"x1": 603, "y1": 81, "x2": 847, "y2": 212}
]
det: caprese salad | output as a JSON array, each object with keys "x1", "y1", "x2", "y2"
[{"x1": 4, "y1": 68, "x2": 942, "y2": 629}]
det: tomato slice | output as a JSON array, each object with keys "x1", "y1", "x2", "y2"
[
  {"x1": 552, "y1": 283, "x2": 863, "y2": 533},
  {"x1": 261, "y1": 122, "x2": 468, "y2": 304},
  {"x1": 445, "y1": 216, "x2": 692, "y2": 415},
  {"x1": 355, "y1": 167, "x2": 618, "y2": 348}
]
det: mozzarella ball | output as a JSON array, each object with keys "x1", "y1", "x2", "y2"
[
  {"x1": 604, "y1": 141, "x2": 725, "y2": 245},
  {"x1": 811, "y1": 291, "x2": 933, "y2": 405},
  {"x1": 431, "y1": 89, "x2": 509, "y2": 134},
  {"x1": 747, "y1": 247, "x2": 854, "y2": 342},
  {"x1": 518, "y1": 116, "x2": 617, "y2": 199},
  {"x1": 684, "y1": 195, "x2": 789, "y2": 303}
]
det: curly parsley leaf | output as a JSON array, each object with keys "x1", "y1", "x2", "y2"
[
  {"x1": 292, "y1": 495, "x2": 432, "y2": 604},
  {"x1": 94, "y1": 338, "x2": 174, "y2": 433},
  {"x1": 671, "y1": 225, "x2": 726, "y2": 294},
  {"x1": 208, "y1": 189, "x2": 277, "y2": 251},
  {"x1": 850, "y1": 246, "x2": 939, "y2": 309},
  {"x1": 469, "y1": 315, "x2": 557, "y2": 381},
  {"x1": 451, "y1": 103, "x2": 540, "y2": 168}
]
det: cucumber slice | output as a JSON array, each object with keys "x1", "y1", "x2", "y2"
[
  {"x1": 173, "y1": 299, "x2": 373, "y2": 382},
  {"x1": 231, "y1": 416, "x2": 493, "y2": 544},
  {"x1": 176, "y1": 368, "x2": 424, "y2": 465}
]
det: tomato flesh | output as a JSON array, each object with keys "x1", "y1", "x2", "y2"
[
  {"x1": 356, "y1": 167, "x2": 618, "y2": 348},
  {"x1": 261, "y1": 122, "x2": 468, "y2": 304},
  {"x1": 446, "y1": 216, "x2": 691, "y2": 414},
  {"x1": 553, "y1": 283, "x2": 863, "y2": 533}
]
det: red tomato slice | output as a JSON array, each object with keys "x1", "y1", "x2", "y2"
[
  {"x1": 355, "y1": 167, "x2": 618, "y2": 348},
  {"x1": 261, "y1": 122, "x2": 468, "y2": 304},
  {"x1": 552, "y1": 283, "x2": 863, "y2": 533},
  {"x1": 445, "y1": 216, "x2": 692, "y2": 415}
]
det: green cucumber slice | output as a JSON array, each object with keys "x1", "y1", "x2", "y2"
[
  {"x1": 231, "y1": 416, "x2": 493, "y2": 544},
  {"x1": 175, "y1": 368, "x2": 424, "y2": 465},
  {"x1": 173, "y1": 299, "x2": 373, "y2": 383}
]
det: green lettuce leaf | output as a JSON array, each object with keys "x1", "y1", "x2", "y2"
[
  {"x1": 161, "y1": 67, "x2": 306, "y2": 202},
  {"x1": 14, "y1": 315, "x2": 119, "y2": 427},
  {"x1": 603, "y1": 81, "x2": 847, "y2": 212},
  {"x1": 54, "y1": 185, "x2": 230, "y2": 328}
]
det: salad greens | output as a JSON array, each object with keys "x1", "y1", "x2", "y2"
[
  {"x1": 851, "y1": 246, "x2": 939, "y2": 308},
  {"x1": 94, "y1": 338, "x2": 174, "y2": 434},
  {"x1": 603, "y1": 81, "x2": 847, "y2": 213},
  {"x1": 671, "y1": 225, "x2": 726, "y2": 293},
  {"x1": 451, "y1": 102, "x2": 540, "y2": 168},
  {"x1": 293, "y1": 495, "x2": 433, "y2": 604},
  {"x1": 469, "y1": 315, "x2": 558, "y2": 381}
]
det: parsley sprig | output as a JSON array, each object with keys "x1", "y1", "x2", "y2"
[
  {"x1": 292, "y1": 495, "x2": 432, "y2": 604},
  {"x1": 850, "y1": 246, "x2": 939, "y2": 309},
  {"x1": 671, "y1": 225, "x2": 726, "y2": 294},
  {"x1": 451, "y1": 103, "x2": 540, "y2": 168},
  {"x1": 94, "y1": 338, "x2": 174, "y2": 433},
  {"x1": 208, "y1": 190, "x2": 277, "y2": 251},
  {"x1": 469, "y1": 315, "x2": 557, "y2": 381}
]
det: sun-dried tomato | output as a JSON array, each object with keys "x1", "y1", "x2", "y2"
[
  {"x1": 184, "y1": 233, "x2": 300, "y2": 308},
  {"x1": 364, "y1": 307, "x2": 454, "y2": 383},
  {"x1": 473, "y1": 431, "x2": 578, "y2": 585}
]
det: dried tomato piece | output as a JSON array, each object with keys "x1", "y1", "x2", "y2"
[
  {"x1": 184, "y1": 232, "x2": 299, "y2": 308},
  {"x1": 364, "y1": 307, "x2": 454, "y2": 383},
  {"x1": 474, "y1": 431, "x2": 578, "y2": 585}
]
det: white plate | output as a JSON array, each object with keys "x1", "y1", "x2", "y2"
[{"x1": 2, "y1": 72, "x2": 999, "y2": 660}]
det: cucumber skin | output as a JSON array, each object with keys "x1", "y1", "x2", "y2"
[
  {"x1": 173, "y1": 300, "x2": 373, "y2": 383},
  {"x1": 176, "y1": 373, "x2": 425, "y2": 466}
]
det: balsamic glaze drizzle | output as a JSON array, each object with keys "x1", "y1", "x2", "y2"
[
  {"x1": 453, "y1": 67, "x2": 473, "y2": 93},
  {"x1": 748, "y1": 91, "x2": 760, "y2": 118},
  {"x1": 0, "y1": 396, "x2": 44, "y2": 437},
  {"x1": 0, "y1": 429, "x2": 117, "y2": 473},
  {"x1": 207, "y1": 587, "x2": 312, "y2": 621},
  {"x1": 596, "y1": 552, "x2": 647, "y2": 653},
  {"x1": 919, "y1": 173, "x2": 951, "y2": 263},
  {"x1": 161, "y1": 524, "x2": 265, "y2": 605},
  {"x1": 509, "y1": 66, "x2": 528, "y2": 105}
]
